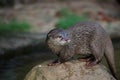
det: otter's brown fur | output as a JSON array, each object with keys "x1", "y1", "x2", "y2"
[{"x1": 46, "y1": 21, "x2": 117, "y2": 79}]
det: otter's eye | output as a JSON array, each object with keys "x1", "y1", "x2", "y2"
[{"x1": 58, "y1": 36, "x2": 62, "y2": 38}]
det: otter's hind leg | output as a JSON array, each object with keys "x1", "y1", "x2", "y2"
[{"x1": 85, "y1": 40, "x2": 104, "y2": 68}]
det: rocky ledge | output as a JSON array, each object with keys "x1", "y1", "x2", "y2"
[{"x1": 24, "y1": 60, "x2": 116, "y2": 80}]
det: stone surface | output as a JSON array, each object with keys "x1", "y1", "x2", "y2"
[{"x1": 24, "y1": 60, "x2": 116, "y2": 80}]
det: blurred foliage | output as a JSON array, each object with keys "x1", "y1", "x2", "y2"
[
  {"x1": 0, "y1": 19, "x2": 31, "y2": 34},
  {"x1": 55, "y1": 8, "x2": 87, "y2": 29}
]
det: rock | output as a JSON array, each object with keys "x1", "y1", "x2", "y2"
[{"x1": 24, "y1": 60, "x2": 116, "y2": 80}]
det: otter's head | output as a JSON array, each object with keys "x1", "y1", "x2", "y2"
[{"x1": 47, "y1": 28, "x2": 71, "y2": 46}]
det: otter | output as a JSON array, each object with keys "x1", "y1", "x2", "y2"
[{"x1": 46, "y1": 21, "x2": 117, "y2": 79}]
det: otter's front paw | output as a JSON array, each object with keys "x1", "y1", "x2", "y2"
[{"x1": 48, "y1": 59, "x2": 61, "y2": 66}]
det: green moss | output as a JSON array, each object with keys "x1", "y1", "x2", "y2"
[
  {"x1": 56, "y1": 8, "x2": 87, "y2": 29},
  {"x1": 0, "y1": 20, "x2": 31, "y2": 34}
]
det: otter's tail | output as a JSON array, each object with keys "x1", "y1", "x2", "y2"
[{"x1": 104, "y1": 38, "x2": 117, "y2": 79}]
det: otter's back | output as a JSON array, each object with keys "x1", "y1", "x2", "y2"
[{"x1": 67, "y1": 21, "x2": 107, "y2": 54}]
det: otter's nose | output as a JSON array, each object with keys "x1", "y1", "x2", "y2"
[{"x1": 64, "y1": 38, "x2": 69, "y2": 41}]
